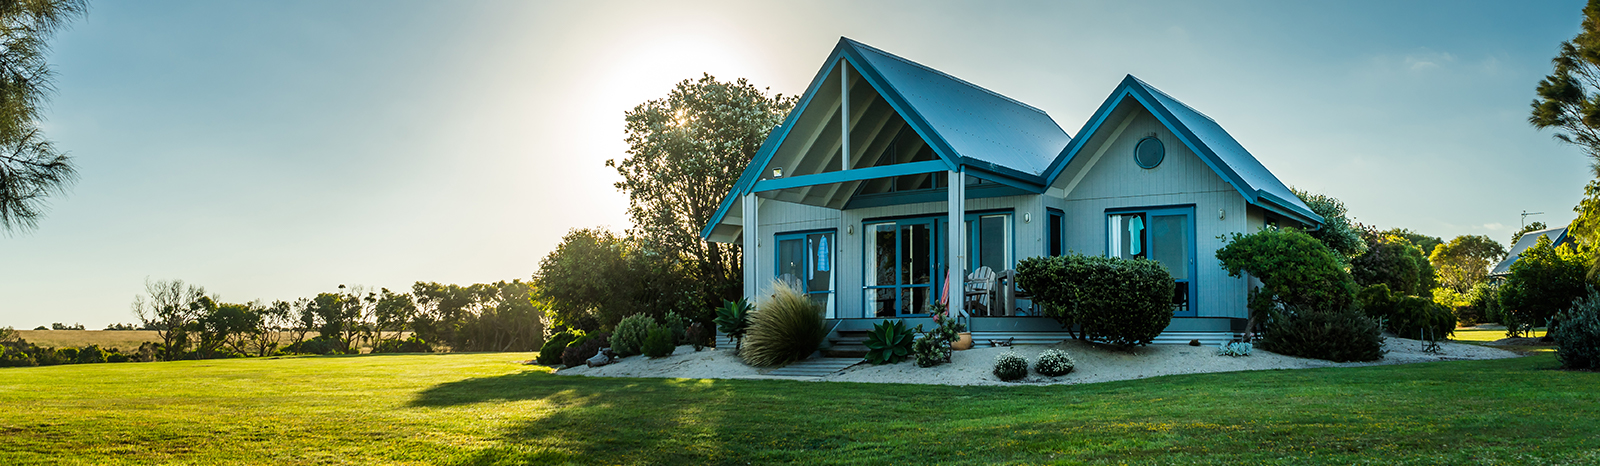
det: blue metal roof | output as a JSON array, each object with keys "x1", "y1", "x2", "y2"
[
  {"x1": 1043, "y1": 75, "x2": 1324, "y2": 226},
  {"x1": 847, "y1": 39, "x2": 1071, "y2": 177},
  {"x1": 1490, "y1": 226, "x2": 1569, "y2": 276}
]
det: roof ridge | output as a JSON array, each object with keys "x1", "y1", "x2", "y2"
[
  {"x1": 842, "y1": 37, "x2": 1051, "y2": 117},
  {"x1": 1127, "y1": 75, "x2": 1219, "y2": 124}
]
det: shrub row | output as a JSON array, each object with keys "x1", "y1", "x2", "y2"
[{"x1": 1016, "y1": 254, "x2": 1174, "y2": 347}]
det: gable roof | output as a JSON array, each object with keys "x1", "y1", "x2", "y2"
[
  {"x1": 1043, "y1": 75, "x2": 1324, "y2": 226},
  {"x1": 700, "y1": 37, "x2": 1071, "y2": 239},
  {"x1": 1490, "y1": 226, "x2": 1569, "y2": 276}
]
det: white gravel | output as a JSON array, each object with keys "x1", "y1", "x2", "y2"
[{"x1": 554, "y1": 337, "x2": 1520, "y2": 386}]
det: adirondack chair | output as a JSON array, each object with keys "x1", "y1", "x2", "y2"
[{"x1": 964, "y1": 266, "x2": 997, "y2": 316}]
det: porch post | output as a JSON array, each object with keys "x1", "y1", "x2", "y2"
[
  {"x1": 743, "y1": 192, "x2": 759, "y2": 301},
  {"x1": 946, "y1": 169, "x2": 965, "y2": 317}
]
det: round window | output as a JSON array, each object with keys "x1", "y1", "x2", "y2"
[{"x1": 1135, "y1": 136, "x2": 1164, "y2": 169}]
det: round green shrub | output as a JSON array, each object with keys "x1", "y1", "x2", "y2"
[
  {"x1": 1259, "y1": 307, "x2": 1384, "y2": 362},
  {"x1": 741, "y1": 281, "x2": 825, "y2": 367},
  {"x1": 1554, "y1": 288, "x2": 1600, "y2": 370},
  {"x1": 610, "y1": 314, "x2": 655, "y2": 357},
  {"x1": 993, "y1": 351, "x2": 1028, "y2": 381},
  {"x1": 1034, "y1": 349, "x2": 1075, "y2": 376},
  {"x1": 913, "y1": 335, "x2": 950, "y2": 367},
  {"x1": 1015, "y1": 254, "x2": 1174, "y2": 347},
  {"x1": 1216, "y1": 228, "x2": 1359, "y2": 314},
  {"x1": 537, "y1": 331, "x2": 581, "y2": 365},
  {"x1": 641, "y1": 324, "x2": 676, "y2": 358},
  {"x1": 1350, "y1": 235, "x2": 1435, "y2": 297}
]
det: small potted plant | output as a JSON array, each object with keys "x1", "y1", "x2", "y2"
[{"x1": 929, "y1": 302, "x2": 972, "y2": 351}]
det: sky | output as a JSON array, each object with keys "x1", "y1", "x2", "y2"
[{"x1": 0, "y1": 0, "x2": 1588, "y2": 328}]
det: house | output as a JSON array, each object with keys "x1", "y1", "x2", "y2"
[
  {"x1": 700, "y1": 38, "x2": 1323, "y2": 345},
  {"x1": 1489, "y1": 225, "x2": 1571, "y2": 277}
]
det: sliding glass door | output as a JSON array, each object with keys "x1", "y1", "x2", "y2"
[
  {"x1": 1108, "y1": 206, "x2": 1195, "y2": 317},
  {"x1": 864, "y1": 219, "x2": 937, "y2": 317}
]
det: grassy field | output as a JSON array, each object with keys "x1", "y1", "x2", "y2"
[
  {"x1": 14, "y1": 330, "x2": 165, "y2": 351},
  {"x1": 1, "y1": 352, "x2": 1597, "y2": 465}
]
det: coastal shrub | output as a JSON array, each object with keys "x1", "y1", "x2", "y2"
[
  {"x1": 106, "y1": 352, "x2": 130, "y2": 363},
  {"x1": 284, "y1": 336, "x2": 343, "y2": 355},
  {"x1": 1350, "y1": 234, "x2": 1436, "y2": 297},
  {"x1": 561, "y1": 331, "x2": 610, "y2": 368},
  {"x1": 1034, "y1": 349, "x2": 1075, "y2": 376},
  {"x1": 373, "y1": 336, "x2": 433, "y2": 354},
  {"x1": 610, "y1": 314, "x2": 654, "y2": 357},
  {"x1": 538, "y1": 331, "x2": 581, "y2": 365},
  {"x1": 641, "y1": 324, "x2": 676, "y2": 358},
  {"x1": 993, "y1": 351, "x2": 1028, "y2": 381},
  {"x1": 1499, "y1": 236, "x2": 1591, "y2": 337},
  {"x1": 1015, "y1": 254, "x2": 1174, "y2": 347},
  {"x1": 663, "y1": 311, "x2": 688, "y2": 345},
  {"x1": 1361, "y1": 284, "x2": 1455, "y2": 339},
  {"x1": 1259, "y1": 307, "x2": 1384, "y2": 362},
  {"x1": 1554, "y1": 288, "x2": 1600, "y2": 370},
  {"x1": 1216, "y1": 228, "x2": 1359, "y2": 331},
  {"x1": 74, "y1": 345, "x2": 105, "y2": 364},
  {"x1": 864, "y1": 319, "x2": 916, "y2": 365},
  {"x1": 741, "y1": 281, "x2": 826, "y2": 367},
  {"x1": 1217, "y1": 341, "x2": 1253, "y2": 357},
  {"x1": 713, "y1": 298, "x2": 752, "y2": 354},
  {"x1": 913, "y1": 335, "x2": 951, "y2": 367}
]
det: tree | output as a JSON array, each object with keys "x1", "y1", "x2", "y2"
[
  {"x1": 1499, "y1": 235, "x2": 1592, "y2": 336},
  {"x1": 131, "y1": 278, "x2": 211, "y2": 360},
  {"x1": 0, "y1": 0, "x2": 85, "y2": 232},
  {"x1": 608, "y1": 74, "x2": 796, "y2": 312},
  {"x1": 1430, "y1": 235, "x2": 1508, "y2": 294},
  {"x1": 1532, "y1": 0, "x2": 1600, "y2": 164},
  {"x1": 372, "y1": 288, "x2": 415, "y2": 349},
  {"x1": 1291, "y1": 188, "x2": 1366, "y2": 258},
  {"x1": 1379, "y1": 228, "x2": 1443, "y2": 258},
  {"x1": 1511, "y1": 221, "x2": 1549, "y2": 246},
  {"x1": 535, "y1": 228, "x2": 636, "y2": 331},
  {"x1": 1350, "y1": 232, "x2": 1437, "y2": 297}
]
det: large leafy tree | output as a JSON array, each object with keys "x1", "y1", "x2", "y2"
[
  {"x1": 1350, "y1": 231, "x2": 1437, "y2": 298},
  {"x1": 1532, "y1": 0, "x2": 1600, "y2": 163},
  {"x1": 1499, "y1": 235, "x2": 1592, "y2": 335},
  {"x1": 0, "y1": 0, "x2": 85, "y2": 232},
  {"x1": 608, "y1": 74, "x2": 795, "y2": 311},
  {"x1": 1290, "y1": 188, "x2": 1366, "y2": 258},
  {"x1": 1430, "y1": 235, "x2": 1508, "y2": 294}
]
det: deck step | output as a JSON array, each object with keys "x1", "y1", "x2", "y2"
[{"x1": 768, "y1": 357, "x2": 861, "y2": 377}]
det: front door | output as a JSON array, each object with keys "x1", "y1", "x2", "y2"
[{"x1": 864, "y1": 219, "x2": 938, "y2": 317}]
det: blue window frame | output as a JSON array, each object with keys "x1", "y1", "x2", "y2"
[
  {"x1": 776, "y1": 230, "x2": 836, "y2": 315},
  {"x1": 863, "y1": 219, "x2": 937, "y2": 318},
  {"x1": 1107, "y1": 206, "x2": 1196, "y2": 317},
  {"x1": 1047, "y1": 209, "x2": 1064, "y2": 257}
]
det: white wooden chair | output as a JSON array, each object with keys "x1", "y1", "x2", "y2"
[{"x1": 963, "y1": 266, "x2": 996, "y2": 316}]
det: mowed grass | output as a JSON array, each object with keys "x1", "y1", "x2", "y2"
[{"x1": 1, "y1": 352, "x2": 1598, "y2": 465}]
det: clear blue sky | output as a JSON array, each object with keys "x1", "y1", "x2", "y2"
[{"x1": 0, "y1": 0, "x2": 1587, "y2": 328}]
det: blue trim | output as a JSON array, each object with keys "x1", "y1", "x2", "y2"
[
  {"x1": 843, "y1": 183, "x2": 1030, "y2": 210},
  {"x1": 860, "y1": 217, "x2": 940, "y2": 318},
  {"x1": 753, "y1": 160, "x2": 949, "y2": 193}
]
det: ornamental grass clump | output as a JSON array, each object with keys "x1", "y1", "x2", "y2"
[
  {"x1": 740, "y1": 280, "x2": 826, "y2": 367},
  {"x1": 610, "y1": 315, "x2": 655, "y2": 357},
  {"x1": 1033, "y1": 349, "x2": 1075, "y2": 376},
  {"x1": 993, "y1": 351, "x2": 1028, "y2": 381}
]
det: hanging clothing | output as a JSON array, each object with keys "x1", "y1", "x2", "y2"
[
  {"x1": 1128, "y1": 215, "x2": 1145, "y2": 256},
  {"x1": 817, "y1": 236, "x2": 830, "y2": 272}
]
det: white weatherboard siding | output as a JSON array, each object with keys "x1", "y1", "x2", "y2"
[{"x1": 1050, "y1": 105, "x2": 1251, "y2": 319}]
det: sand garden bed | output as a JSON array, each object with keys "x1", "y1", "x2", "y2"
[{"x1": 555, "y1": 336, "x2": 1520, "y2": 386}]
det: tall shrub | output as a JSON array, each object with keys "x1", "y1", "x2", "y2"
[
  {"x1": 1015, "y1": 254, "x2": 1174, "y2": 347},
  {"x1": 610, "y1": 314, "x2": 655, "y2": 357},
  {"x1": 1499, "y1": 235, "x2": 1591, "y2": 336},
  {"x1": 1361, "y1": 284, "x2": 1456, "y2": 339},
  {"x1": 1216, "y1": 228, "x2": 1359, "y2": 332},
  {"x1": 740, "y1": 281, "x2": 825, "y2": 367},
  {"x1": 1259, "y1": 307, "x2": 1385, "y2": 362},
  {"x1": 1350, "y1": 233, "x2": 1436, "y2": 297},
  {"x1": 1554, "y1": 288, "x2": 1600, "y2": 370}
]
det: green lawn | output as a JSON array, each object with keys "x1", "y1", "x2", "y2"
[{"x1": 1, "y1": 352, "x2": 1597, "y2": 465}]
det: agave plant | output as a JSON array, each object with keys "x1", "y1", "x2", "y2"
[
  {"x1": 713, "y1": 298, "x2": 753, "y2": 353},
  {"x1": 864, "y1": 319, "x2": 918, "y2": 365}
]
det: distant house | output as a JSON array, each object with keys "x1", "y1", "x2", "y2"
[
  {"x1": 700, "y1": 38, "x2": 1322, "y2": 344},
  {"x1": 1489, "y1": 225, "x2": 1571, "y2": 277}
]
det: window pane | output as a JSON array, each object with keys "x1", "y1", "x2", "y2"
[
  {"x1": 807, "y1": 233, "x2": 833, "y2": 293},
  {"x1": 903, "y1": 287, "x2": 929, "y2": 315},
  {"x1": 871, "y1": 224, "x2": 896, "y2": 287},
  {"x1": 979, "y1": 215, "x2": 1007, "y2": 271},
  {"x1": 1113, "y1": 213, "x2": 1147, "y2": 260},
  {"x1": 874, "y1": 288, "x2": 895, "y2": 318},
  {"x1": 1049, "y1": 213, "x2": 1063, "y2": 257},
  {"x1": 901, "y1": 223, "x2": 931, "y2": 285},
  {"x1": 1151, "y1": 214, "x2": 1188, "y2": 280},
  {"x1": 777, "y1": 238, "x2": 805, "y2": 290}
]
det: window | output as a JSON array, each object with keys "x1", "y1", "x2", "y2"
[
  {"x1": 776, "y1": 230, "x2": 836, "y2": 315},
  {"x1": 966, "y1": 213, "x2": 1012, "y2": 273},
  {"x1": 1108, "y1": 206, "x2": 1195, "y2": 317},
  {"x1": 1048, "y1": 209, "x2": 1064, "y2": 257},
  {"x1": 864, "y1": 219, "x2": 936, "y2": 317}
]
